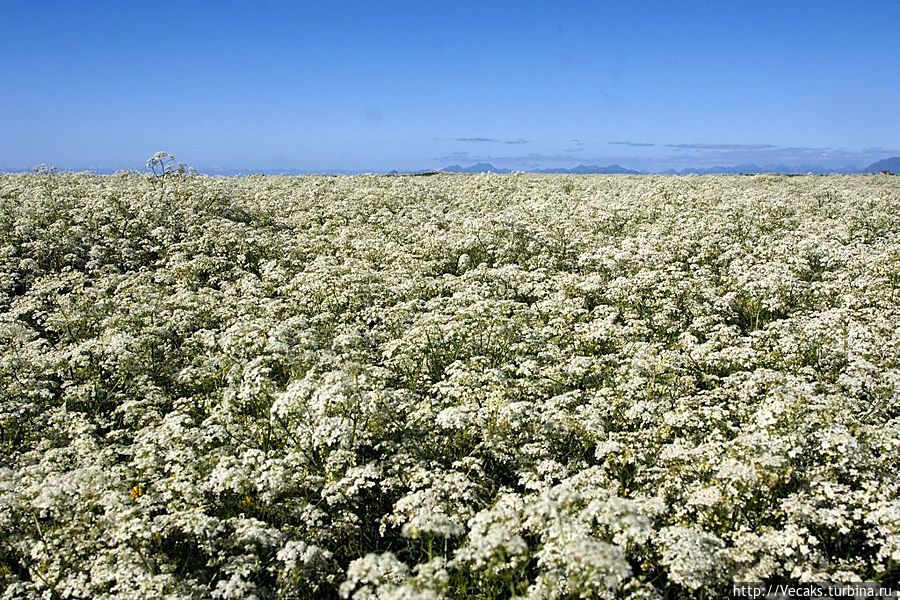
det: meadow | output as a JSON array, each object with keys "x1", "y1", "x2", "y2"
[{"x1": 0, "y1": 172, "x2": 898, "y2": 598}]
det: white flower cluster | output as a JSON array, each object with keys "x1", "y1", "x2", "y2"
[{"x1": 1, "y1": 172, "x2": 898, "y2": 598}]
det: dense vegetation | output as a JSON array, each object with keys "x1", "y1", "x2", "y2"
[{"x1": 1, "y1": 172, "x2": 898, "y2": 598}]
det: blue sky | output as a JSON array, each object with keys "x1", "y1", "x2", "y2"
[{"x1": 1, "y1": 1, "x2": 898, "y2": 172}]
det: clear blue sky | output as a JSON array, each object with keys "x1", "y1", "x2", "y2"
[{"x1": 2, "y1": 1, "x2": 898, "y2": 172}]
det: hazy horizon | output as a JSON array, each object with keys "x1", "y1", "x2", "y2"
[{"x1": 0, "y1": 160, "x2": 890, "y2": 176}]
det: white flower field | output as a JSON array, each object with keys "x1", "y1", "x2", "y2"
[{"x1": 1, "y1": 172, "x2": 898, "y2": 598}]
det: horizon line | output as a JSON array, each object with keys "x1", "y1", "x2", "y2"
[
  {"x1": 3, "y1": 158, "x2": 894, "y2": 175},
  {"x1": 0, "y1": 163, "x2": 890, "y2": 176}
]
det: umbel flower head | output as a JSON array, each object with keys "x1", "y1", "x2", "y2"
[{"x1": 146, "y1": 150, "x2": 192, "y2": 177}]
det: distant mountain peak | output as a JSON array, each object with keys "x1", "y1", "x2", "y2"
[
  {"x1": 535, "y1": 164, "x2": 639, "y2": 174},
  {"x1": 441, "y1": 163, "x2": 511, "y2": 173},
  {"x1": 861, "y1": 156, "x2": 900, "y2": 174}
]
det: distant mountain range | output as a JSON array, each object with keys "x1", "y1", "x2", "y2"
[
  {"x1": 441, "y1": 161, "x2": 899, "y2": 175},
  {"x1": 861, "y1": 156, "x2": 900, "y2": 174},
  {"x1": 538, "y1": 164, "x2": 640, "y2": 174},
  {"x1": 657, "y1": 163, "x2": 857, "y2": 175},
  {"x1": 442, "y1": 163, "x2": 512, "y2": 174},
  {"x1": 2, "y1": 157, "x2": 897, "y2": 176}
]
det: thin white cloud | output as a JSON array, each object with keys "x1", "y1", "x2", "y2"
[
  {"x1": 447, "y1": 137, "x2": 530, "y2": 144},
  {"x1": 610, "y1": 141, "x2": 656, "y2": 147},
  {"x1": 664, "y1": 143, "x2": 778, "y2": 150}
]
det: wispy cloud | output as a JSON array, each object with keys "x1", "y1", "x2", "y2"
[
  {"x1": 608, "y1": 141, "x2": 886, "y2": 167},
  {"x1": 563, "y1": 139, "x2": 588, "y2": 152},
  {"x1": 436, "y1": 151, "x2": 584, "y2": 164},
  {"x1": 447, "y1": 137, "x2": 530, "y2": 144},
  {"x1": 440, "y1": 151, "x2": 475, "y2": 162},
  {"x1": 860, "y1": 146, "x2": 900, "y2": 155},
  {"x1": 610, "y1": 141, "x2": 656, "y2": 147},
  {"x1": 664, "y1": 143, "x2": 777, "y2": 150},
  {"x1": 655, "y1": 144, "x2": 896, "y2": 169}
]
